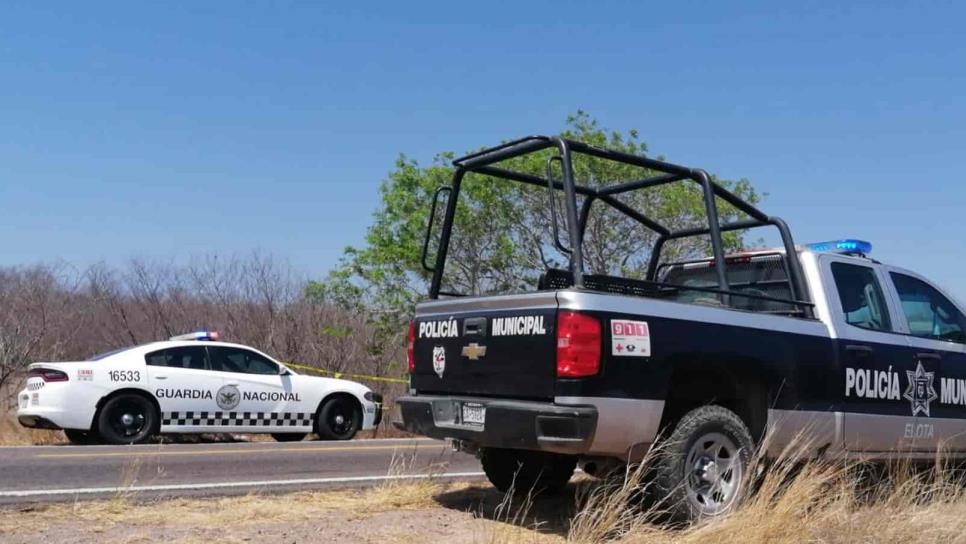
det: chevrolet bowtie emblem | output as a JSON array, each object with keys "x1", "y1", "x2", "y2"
[{"x1": 461, "y1": 343, "x2": 487, "y2": 360}]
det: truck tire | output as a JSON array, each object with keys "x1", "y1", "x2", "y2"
[
  {"x1": 96, "y1": 393, "x2": 158, "y2": 445},
  {"x1": 652, "y1": 405, "x2": 753, "y2": 523},
  {"x1": 480, "y1": 448, "x2": 576, "y2": 495}
]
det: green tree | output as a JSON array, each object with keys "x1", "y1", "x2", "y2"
[{"x1": 314, "y1": 111, "x2": 761, "y2": 327}]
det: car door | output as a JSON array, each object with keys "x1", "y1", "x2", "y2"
[
  {"x1": 206, "y1": 345, "x2": 311, "y2": 431},
  {"x1": 884, "y1": 269, "x2": 966, "y2": 451},
  {"x1": 145, "y1": 345, "x2": 226, "y2": 430},
  {"x1": 823, "y1": 258, "x2": 923, "y2": 452}
]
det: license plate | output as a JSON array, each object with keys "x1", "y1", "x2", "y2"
[{"x1": 461, "y1": 402, "x2": 485, "y2": 427}]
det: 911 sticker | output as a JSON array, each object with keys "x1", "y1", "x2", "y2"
[
  {"x1": 611, "y1": 320, "x2": 651, "y2": 357},
  {"x1": 78, "y1": 368, "x2": 94, "y2": 381}
]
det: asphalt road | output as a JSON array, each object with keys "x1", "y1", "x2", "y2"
[{"x1": 0, "y1": 438, "x2": 482, "y2": 505}]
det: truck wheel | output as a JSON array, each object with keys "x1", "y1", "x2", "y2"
[
  {"x1": 652, "y1": 405, "x2": 753, "y2": 523},
  {"x1": 64, "y1": 429, "x2": 97, "y2": 445},
  {"x1": 96, "y1": 393, "x2": 157, "y2": 445},
  {"x1": 316, "y1": 396, "x2": 361, "y2": 441},
  {"x1": 480, "y1": 448, "x2": 576, "y2": 495},
  {"x1": 271, "y1": 433, "x2": 307, "y2": 442}
]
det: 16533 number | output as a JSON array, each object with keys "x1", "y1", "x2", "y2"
[{"x1": 108, "y1": 370, "x2": 140, "y2": 382}]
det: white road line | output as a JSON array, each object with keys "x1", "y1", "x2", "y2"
[{"x1": 0, "y1": 471, "x2": 486, "y2": 498}]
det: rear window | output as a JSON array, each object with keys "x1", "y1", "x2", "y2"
[
  {"x1": 659, "y1": 254, "x2": 797, "y2": 313},
  {"x1": 88, "y1": 347, "x2": 135, "y2": 361}
]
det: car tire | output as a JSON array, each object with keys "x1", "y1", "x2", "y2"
[
  {"x1": 651, "y1": 405, "x2": 753, "y2": 523},
  {"x1": 96, "y1": 393, "x2": 158, "y2": 445},
  {"x1": 63, "y1": 429, "x2": 97, "y2": 445},
  {"x1": 316, "y1": 395, "x2": 361, "y2": 441},
  {"x1": 271, "y1": 433, "x2": 307, "y2": 442},
  {"x1": 480, "y1": 447, "x2": 576, "y2": 495}
]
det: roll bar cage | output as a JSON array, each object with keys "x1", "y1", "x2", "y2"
[{"x1": 424, "y1": 135, "x2": 812, "y2": 312}]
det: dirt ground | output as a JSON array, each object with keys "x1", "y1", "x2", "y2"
[{"x1": 0, "y1": 482, "x2": 569, "y2": 544}]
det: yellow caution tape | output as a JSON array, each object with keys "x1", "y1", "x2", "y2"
[{"x1": 284, "y1": 362, "x2": 409, "y2": 385}]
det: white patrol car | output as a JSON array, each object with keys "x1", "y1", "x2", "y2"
[{"x1": 16, "y1": 331, "x2": 383, "y2": 445}]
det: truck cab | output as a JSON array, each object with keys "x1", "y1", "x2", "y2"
[
  {"x1": 797, "y1": 245, "x2": 966, "y2": 454},
  {"x1": 396, "y1": 136, "x2": 965, "y2": 521}
]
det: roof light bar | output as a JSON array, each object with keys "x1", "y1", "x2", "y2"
[
  {"x1": 806, "y1": 239, "x2": 872, "y2": 255},
  {"x1": 169, "y1": 330, "x2": 220, "y2": 341}
]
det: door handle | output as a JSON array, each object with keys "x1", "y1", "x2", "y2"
[
  {"x1": 916, "y1": 353, "x2": 942, "y2": 361},
  {"x1": 155, "y1": 376, "x2": 167, "y2": 380},
  {"x1": 845, "y1": 345, "x2": 873, "y2": 355},
  {"x1": 226, "y1": 382, "x2": 239, "y2": 386},
  {"x1": 463, "y1": 317, "x2": 487, "y2": 337}
]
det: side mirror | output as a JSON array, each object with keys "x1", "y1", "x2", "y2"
[{"x1": 279, "y1": 367, "x2": 292, "y2": 376}]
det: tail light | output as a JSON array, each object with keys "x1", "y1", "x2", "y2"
[
  {"x1": 407, "y1": 321, "x2": 416, "y2": 373},
  {"x1": 28, "y1": 368, "x2": 69, "y2": 382},
  {"x1": 556, "y1": 311, "x2": 601, "y2": 378}
]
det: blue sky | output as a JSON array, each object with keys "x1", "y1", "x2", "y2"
[{"x1": 2, "y1": 2, "x2": 964, "y2": 300}]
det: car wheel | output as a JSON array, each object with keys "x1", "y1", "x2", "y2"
[
  {"x1": 63, "y1": 429, "x2": 97, "y2": 445},
  {"x1": 271, "y1": 433, "x2": 307, "y2": 442},
  {"x1": 96, "y1": 393, "x2": 157, "y2": 445},
  {"x1": 652, "y1": 405, "x2": 753, "y2": 523},
  {"x1": 480, "y1": 448, "x2": 576, "y2": 495},
  {"x1": 316, "y1": 396, "x2": 361, "y2": 441}
]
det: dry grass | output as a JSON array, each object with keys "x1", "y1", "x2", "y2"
[
  {"x1": 0, "y1": 448, "x2": 460, "y2": 533},
  {"x1": 552, "y1": 441, "x2": 966, "y2": 544},
  {"x1": 0, "y1": 472, "x2": 472, "y2": 542}
]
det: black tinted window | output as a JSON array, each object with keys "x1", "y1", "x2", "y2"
[
  {"x1": 208, "y1": 346, "x2": 278, "y2": 375},
  {"x1": 831, "y1": 262, "x2": 892, "y2": 332},
  {"x1": 661, "y1": 254, "x2": 796, "y2": 313},
  {"x1": 145, "y1": 346, "x2": 208, "y2": 370},
  {"x1": 891, "y1": 273, "x2": 966, "y2": 343}
]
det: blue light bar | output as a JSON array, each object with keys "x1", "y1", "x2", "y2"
[
  {"x1": 806, "y1": 239, "x2": 872, "y2": 255},
  {"x1": 169, "y1": 330, "x2": 220, "y2": 341}
]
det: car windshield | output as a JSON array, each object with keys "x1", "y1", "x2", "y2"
[{"x1": 88, "y1": 346, "x2": 136, "y2": 361}]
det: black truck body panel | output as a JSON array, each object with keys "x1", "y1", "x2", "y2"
[{"x1": 411, "y1": 307, "x2": 558, "y2": 400}]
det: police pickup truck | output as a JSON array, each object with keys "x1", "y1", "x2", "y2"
[{"x1": 397, "y1": 136, "x2": 966, "y2": 521}]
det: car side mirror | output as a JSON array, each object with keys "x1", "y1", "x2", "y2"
[{"x1": 279, "y1": 367, "x2": 292, "y2": 376}]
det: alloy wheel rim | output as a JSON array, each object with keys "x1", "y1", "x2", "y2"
[
  {"x1": 329, "y1": 404, "x2": 352, "y2": 435},
  {"x1": 684, "y1": 431, "x2": 743, "y2": 516},
  {"x1": 110, "y1": 400, "x2": 147, "y2": 438}
]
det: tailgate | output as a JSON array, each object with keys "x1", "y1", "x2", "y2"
[{"x1": 411, "y1": 293, "x2": 558, "y2": 400}]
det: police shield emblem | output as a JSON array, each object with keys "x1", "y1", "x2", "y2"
[
  {"x1": 432, "y1": 345, "x2": 446, "y2": 378},
  {"x1": 216, "y1": 384, "x2": 241, "y2": 410}
]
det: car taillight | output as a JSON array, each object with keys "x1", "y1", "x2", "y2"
[
  {"x1": 556, "y1": 311, "x2": 601, "y2": 378},
  {"x1": 407, "y1": 321, "x2": 416, "y2": 373},
  {"x1": 28, "y1": 368, "x2": 69, "y2": 382}
]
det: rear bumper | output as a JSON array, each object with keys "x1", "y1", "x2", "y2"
[
  {"x1": 17, "y1": 387, "x2": 96, "y2": 431},
  {"x1": 18, "y1": 415, "x2": 62, "y2": 430},
  {"x1": 397, "y1": 395, "x2": 597, "y2": 455}
]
